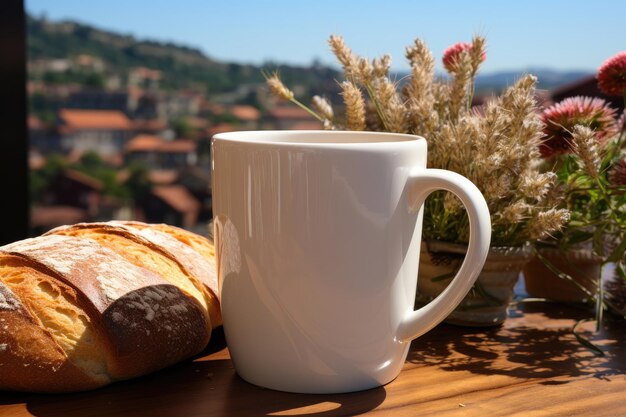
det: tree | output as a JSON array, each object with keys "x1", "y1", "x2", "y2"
[
  {"x1": 83, "y1": 72, "x2": 105, "y2": 88},
  {"x1": 30, "y1": 153, "x2": 68, "y2": 203},
  {"x1": 73, "y1": 151, "x2": 126, "y2": 199},
  {"x1": 125, "y1": 162, "x2": 151, "y2": 204},
  {"x1": 171, "y1": 117, "x2": 193, "y2": 139}
]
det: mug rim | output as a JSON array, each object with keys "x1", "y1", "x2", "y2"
[{"x1": 212, "y1": 130, "x2": 425, "y2": 148}]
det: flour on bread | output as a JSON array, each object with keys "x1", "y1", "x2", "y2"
[{"x1": 0, "y1": 282, "x2": 21, "y2": 311}]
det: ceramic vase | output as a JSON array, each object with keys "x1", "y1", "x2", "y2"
[
  {"x1": 417, "y1": 240, "x2": 534, "y2": 327},
  {"x1": 522, "y1": 246, "x2": 601, "y2": 302}
]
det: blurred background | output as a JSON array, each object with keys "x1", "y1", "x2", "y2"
[{"x1": 1, "y1": 0, "x2": 624, "y2": 242}]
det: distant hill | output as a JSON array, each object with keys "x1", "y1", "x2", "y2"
[
  {"x1": 474, "y1": 68, "x2": 592, "y2": 93},
  {"x1": 27, "y1": 15, "x2": 340, "y2": 97},
  {"x1": 27, "y1": 15, "x2": 591, "y2": 99}
]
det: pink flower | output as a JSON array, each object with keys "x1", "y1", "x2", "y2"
[
  {"x1": 540, "y1": 96, "x2": 618, "y2": 158},
  {"x1": 597, "y1": 51, "x2": 626, "y2": 96},
  {"x1": 442, "y1": 42, "x2": 485, "y2": 73}
]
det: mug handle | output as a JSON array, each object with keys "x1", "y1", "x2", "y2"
[{"x1": 397, "y1": 168, "x2": 491, "y2": 342}]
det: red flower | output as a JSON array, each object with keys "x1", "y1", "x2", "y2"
[
  {"x1": 597, "y1": 51, "x2": 626, "y2": 96},
  {"x1": 442, "y1": 42, "x2": 485, "y2": 73},
  {"x1": 540, "y1": 96, "x2": 618, "y2": 158}
]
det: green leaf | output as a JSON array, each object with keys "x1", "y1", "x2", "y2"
[
  {"x1": 573, "y1": 319, "x2": 605, "y2": 357},
  {"x1": 607, "y1": 237, "x2": 626, "y2": 263},
  {"x1": 592, "y1": 224, "x2": 608, "y2": 258},
  {"x1": 563, "y1": 230, "x2": 594, "y2": 247}
]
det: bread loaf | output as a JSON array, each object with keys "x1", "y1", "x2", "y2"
[{"x1": 0, "y1": 222, "x2": 219, "y2": 393}]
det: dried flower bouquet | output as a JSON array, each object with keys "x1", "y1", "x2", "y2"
[{"x1": 266, "y1": 35, "x2": 569, "y2": 248}]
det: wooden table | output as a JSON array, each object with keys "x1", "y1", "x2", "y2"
[{"x1": 1, "y1": 301, "x2": 624, "y2": 417}]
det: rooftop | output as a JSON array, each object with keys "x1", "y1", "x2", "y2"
[
  {"x1": 206, "y1": 123, "x2": 236, "y2": 137},
  {"x1": 151, "y1": 185, "x2": 200, "y2": 214},
  {"x1": 230, "y1": 105, "x2": 261, "y2": 121},
  {"x1": 125, "y1": 136, "x2": 196, "y2": 153},
  {"x1": 28, "y1": 115, "x2": 46, "y2": 131},
  {"x1": 267, "y1": 106, "x2": 316, "y2": 120},
  {"x1": 288, "y1": 121, "x2": 323, "y2": 130},
  {"x1": 132, "y1": 119, "x2": 169, "y2": 132},
  {"x1": 59, "y1": 109, "x2": 132, "y2": 130},
  {"x1": 158, "y1": 139, "x2": 196, "y2": 153},
  {"x1": 185, "y1": 117, "x2": 209, "y2": 129},
  {"x1": 148, "y1": 169, "x2": 179, "y2": 185},
  {"x1": 125, "y1": 134, "x2": 164, "y2": 152},
  {"x1": 28, "y1": 150, "x2": 45, "y2": 170},
  {"x1": 62, "y1": 169, "x2": 104, "y2": 191}
]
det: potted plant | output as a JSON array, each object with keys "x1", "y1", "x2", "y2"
[
  {"x1": 265, "y1": 35, "x2": 569, "y2": 326},
  {"x1": 522, "y1": 51, "x2": 626, "y2": 330}
]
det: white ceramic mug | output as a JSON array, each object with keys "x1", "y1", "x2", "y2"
[{"x1": 212, "y1": 130, "x2": 491, "y2": 394}]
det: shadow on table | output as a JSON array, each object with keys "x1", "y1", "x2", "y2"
[
  {"x1": 407, "y1": 300, "x2": 626, "y2": 383},
  {"x1": 0, "y1": 328, "x2": 386, "y2": 417}
]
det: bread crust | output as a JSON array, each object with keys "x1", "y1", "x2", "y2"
[
  {"x1": 1, "y1": 235, "x2": 211, "y2": 387},
  {"x1": 0, "y1": 280, "x2": 108, "y2": 392},
  {"x1": 117, "y1": 221, "x2": 217, "y2": 265},
  {"x1": 121, "y1": 222, "x2": 220, "y2": 325},
  {"x1": 47, "y1": 222, "x2": 221, "y2": 327}
]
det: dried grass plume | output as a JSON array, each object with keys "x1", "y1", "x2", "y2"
[{"x1": 265, "y1": 34, "x2": 569, "y2": 246}]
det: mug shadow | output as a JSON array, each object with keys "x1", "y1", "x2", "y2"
[
  {"x1": 0, "y1": 328, "x2": 386, "y2": 417},
  {"x1": 407, "y1": 301, "x2": 626, "y2": 383}
]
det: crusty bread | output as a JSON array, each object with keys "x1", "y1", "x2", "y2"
[
  {"x1": 46, "y1": 222, "x2": 221, "y2": 327},
  {"x1": 125, "y1": 222, "x2": 216, "y2": 260},
  {"x1": 0, "y1": 277, "x2": 107, "y2": 392},
  {"x1": 0, "y1": 222, "x2": 218, "y2": 393},
  {"x1": 108, "y1": 221, "x2": 220, "y2": 326}
]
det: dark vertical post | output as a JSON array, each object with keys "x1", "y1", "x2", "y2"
[{"x1": 0, "y1": 0, "x2": 29, "y2": 244}]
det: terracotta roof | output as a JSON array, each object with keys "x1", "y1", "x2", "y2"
[
  {"x1": 102, "y1": 153, "x2": 124, "y2": 168},
  {"x1": 267, "y1": 106, "x2": 315, "y2": 120},
  {"x1": 63, "y1": 169, "x2": 104, "y2": 191},
  {"x1": 158, "y1": 139, "x2": 196, "y2": 153},
  {"x1": 207, "y1": 123, "x2": 236, "y2": 137},
  {"x1": 132, "y1": 119, "x2": 168, "y2": 132},
  {"x1": 230, "y1": 105, "x2": 261, "y2": 121},
  {"x1": 149, "y1": 169, "x2": 179, "y2": 185},
  {"x1": 31, "y1": 206, "x2": 88, "y2": 228},
  {"x1": 117, "y1": 169, "x2": 179, "y2": 185},
  {"x1": 28, "y1": 115, "x2": 45, "y2": 130},
  {"x1": 59, "y1": 109, "x2": 132, "y2": 130},
  {"x1": 126, "y1": 136, "x2": 196, "y2": 153},
  {"x1": 185, "y1": 117, "x2": 209, "y2": 129},
  {"x1": 66, "y1": 149, "x2": 84, "y2": 165},
  {"x1": 152, "y1": 185, "x2": 200, "y2": 214},
  {"x1": 126, "y1": 134, "x2": 164, "y2": 152},
  {"x1": 29, "y1": 151, "x2": 45, "y2": 170},
  {"x1": 289, "y1": 121, "x2": 324, "y2": 130}
]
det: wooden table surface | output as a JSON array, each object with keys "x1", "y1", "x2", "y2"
[{"x1": 0, "y1": 301, "x2": 624, "y2": 417}]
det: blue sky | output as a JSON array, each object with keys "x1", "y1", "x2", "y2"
[{"x1": 26, "y1": 0, "x2": 626, "y2": 74}]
